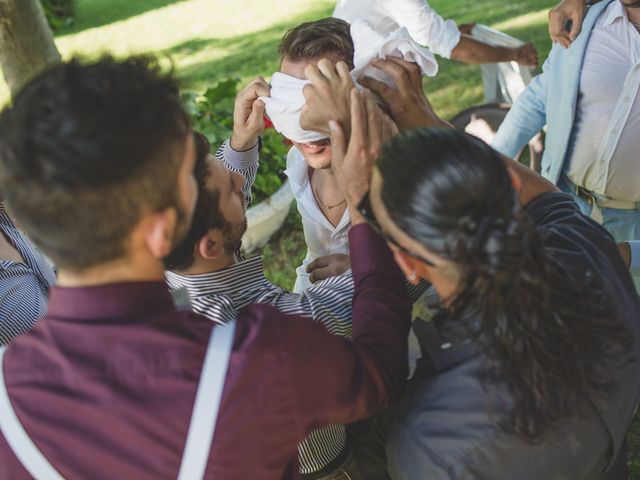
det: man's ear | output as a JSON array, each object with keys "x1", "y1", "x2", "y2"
[
  {"x1": 196, "y1": 229, "x2": 225, "y2": 261},
  {"x1": 144, "y1": 207, "x2": 177, "y2": 259},
  {"x1": 392, "y1": 249, "x2": 426, "y2": 285}
]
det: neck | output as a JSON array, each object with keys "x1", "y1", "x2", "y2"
[
  {"x1": 312, "y1": 168, "x2": 344, "y2": 202},
  {"x1": 58, "y1": 254, "x2": 166, "y2": 287},
  {"x1": 626, "y1": 4, "x2": 640, "y2": 24},
  {"x1": 181, "y1": 252, "x2": 237, "y2": 276}
]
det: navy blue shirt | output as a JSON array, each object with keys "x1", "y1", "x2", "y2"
[{"x1": 388, "y1": 192, "x2": 640, "y2": 480}]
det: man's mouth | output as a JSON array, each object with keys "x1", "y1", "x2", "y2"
[{"x1": 300, "y1": 138, "x2": 330, "y2": 155}]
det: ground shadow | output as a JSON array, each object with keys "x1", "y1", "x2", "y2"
[
  {"x1": 58, "y1": 0, "x2": 186, "y2": 34},
  {"x1": 154, "y1": 4, "x2": 334, "y2": 90}
]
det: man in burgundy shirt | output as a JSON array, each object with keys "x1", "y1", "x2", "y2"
[{"x1": 0, "y1": 57, "x2": 410, "y2": 479}]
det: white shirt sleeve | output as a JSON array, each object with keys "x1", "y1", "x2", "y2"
[{"x1": 384, "y1": 0, "x2": 461, "y2": 58}]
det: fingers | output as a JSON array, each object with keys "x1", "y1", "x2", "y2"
[
  {"x1": 348, "y1": 88, "x2": 366, "y2": 149},
  {"x1": 247, "y1": 99, "x2": 265, "y2": 126},
  {"x1": 306, "y1": 255, "x2": 330, "y2": 273},
  {"x1": 359, "y1": 76, "x2": 392, "y2": 98},
  {"x1": 307, "y1": 254, "x2": 351, "y2": 283},
  {"x1": 373, "y1": 57, "x2": 422, "y2": 90},
  {"x1": 568, "y1": 10, "x2": 582, "y2": 41},
  {"x1": 335, "y1": 61, "x2": 352, "y2": 83},
  {"x1": 316, "y1": 58, "x2": 338, "y2": 81},
  {"x1": 362, "y1": 89, "x2": 382, "y2": 154},
  {"x1": 251, "y1": 76, "x2": 271, "y2": 98},
  {"x1": 329, "y1": 119, "x2": 346, "y2": 167}
]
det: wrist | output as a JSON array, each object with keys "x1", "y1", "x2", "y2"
[{"x1": 230, "y1": 134, "x2": 258, "y2": 152}]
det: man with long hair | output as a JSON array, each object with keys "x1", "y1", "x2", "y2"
[{"x1": 303, "y1": 56, "x2": 640, "y2": 479}]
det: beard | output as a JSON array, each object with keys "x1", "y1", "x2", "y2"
[
  {"x1": 221, "y1": 216, "x2": 248, "y2": 255},
  {"x1": 622, "y1": 0, "x2": 640, "y2": 7},
  {"x1": 171, "y1": 199, "x2": 194, "y2": 250}
]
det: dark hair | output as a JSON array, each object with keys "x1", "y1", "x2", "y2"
[
  {"x1": 378, "y1": 128, "x2": 630, "y2": 439},
  {"x1": 278, "y1": 17, "x2": 355, "y2": 69},
  {"x1": 0, "y1": 56, "x2": 190, "y2": 269},
  {"x1": 164, "y1": 133, "x2": 223, "y2": 271}
]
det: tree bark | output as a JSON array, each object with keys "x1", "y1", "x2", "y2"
[{"x1": 0, "y1": 0, "x2": 61, "y2": 97}]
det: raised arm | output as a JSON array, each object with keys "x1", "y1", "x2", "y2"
[
  {"x1": 215, "y1": 77, "x2": 270, "y2": 207},
  {"x1": 358, "y1": 57, "x2": 557, "y2": 206},
  {"x1": 284, "y1": 91, "x2": 411, "y2": 428}
]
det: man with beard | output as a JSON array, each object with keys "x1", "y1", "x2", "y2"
[
  {"x1": 493, "y1": 0, "x2": 640, "y2": 265},
  {"x1": 0, "y1": 57, "x2": 413, "y2": 479},
  {"x1": 164, "y1": 128, "x2": 363, "y2": 479}
]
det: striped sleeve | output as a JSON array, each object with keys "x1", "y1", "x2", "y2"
[
  {"x1": 265, "y1": 272, "x2": 356, "y2": 338},
  {"x1": 215, "y1": 139, "x2": 260, "y2": 207},
  {"x1": 0, "y1": 262, "x2": 48, "y2": 345}
]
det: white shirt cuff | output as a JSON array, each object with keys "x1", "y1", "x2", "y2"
[{"x1": 223, "y1": 139, "x2": 259, "y2": 169}]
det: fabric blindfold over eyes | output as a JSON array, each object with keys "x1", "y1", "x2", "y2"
[{"x1": 260, "y1": 20, "x2": 439, "y2": 144}]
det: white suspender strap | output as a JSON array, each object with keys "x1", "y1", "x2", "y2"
[
  {"x1": 0, "y1": 321, "x2": 236, "y2": 480},
  {"x1": 0, "y1": 346, "x2": 65, "y2": 480},
  {"x1": 177, "y1": 320, "x2": 236, "y2": 480}
]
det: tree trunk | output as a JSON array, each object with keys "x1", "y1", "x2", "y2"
[{"x1": 0, "y1": 0, "x2": 61, "y2": 96}]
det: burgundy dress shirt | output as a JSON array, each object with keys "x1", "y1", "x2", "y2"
[{"x1": 0, "y1": 224, "x2": 411, "y2": 479}]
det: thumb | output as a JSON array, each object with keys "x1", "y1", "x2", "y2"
[
  {"x1": 569, "y1": 12, "x2": 582, "y2": 40},
  {"x1": 247, "y1": 99, "x2": 265, "y2": 125}
]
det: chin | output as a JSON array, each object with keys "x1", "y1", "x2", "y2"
[{"x1": 294, "y1": 140, "x2": 332, "y2": 169}]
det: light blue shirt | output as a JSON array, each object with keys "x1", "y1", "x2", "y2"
[
  {"x1": 630, "y1": 240, "x2": 640, "y2": 274},
  {"x1": 492, "y1": 0, "x2": 616, "y2": 184}
]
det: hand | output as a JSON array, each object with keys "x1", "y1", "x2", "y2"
[
  {"x1": 513, "y1": 43, "x2": 539, "y2": 67},
  {"x1": 359, "y1": 57, "x2": 451, "y2": 131},
  {"x1": 307, "y1": 254, "x2": 351, "y2": 283},
  {"x1": 618, "y1": 242, "x2": 632, "y2": 269},
  {"x1": 329, "y1": 88, "x2": 397, "y2": 222},
  {"x1": 230, "y1": 77, "x2": 270, "y2": 151},
  {"x1": 458, "y1": 22, "x2": 476, "y2": 35},
  {"x1": 300, "y1": 59, "x2": 355, "y2": 136},
  {"x1": 548, "y1": 0, "x2": 586, "y2": 48}
]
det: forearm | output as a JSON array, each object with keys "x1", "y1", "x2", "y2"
[
  {"x1": 499, "y1": 152, "x2": 558, "y2": 207},
  {"x1": 289, "y1": 224, "x2": 412, "y2": 428},
  {"x1": 450, "y1": 35, "x2": 518, "y2": 64}
]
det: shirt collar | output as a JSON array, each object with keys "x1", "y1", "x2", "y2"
[
  {"x1": 47, "y1": 281, "x2": 176, "y2": 320},
  {"x1": 602, "y1": 1, "x2": 628, "y2": 28},
  {"x1": 283, "y1": 147, "x2": 309, "y2": 197},
  {"x1": 165, "y1": 255, "x2": 270, "y2": 302}
]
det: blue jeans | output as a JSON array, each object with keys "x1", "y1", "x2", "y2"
[{"x1": 558, "y1": 177, "x2": 640, "y2": 289}]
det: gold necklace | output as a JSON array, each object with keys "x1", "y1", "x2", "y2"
[{"x1": 312, "y1": 173, "x2": 346, "y2": 210}]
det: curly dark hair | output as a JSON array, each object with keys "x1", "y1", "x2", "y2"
[{"x1": 377, "y1": 128, "x2": 631, "y2": 439}]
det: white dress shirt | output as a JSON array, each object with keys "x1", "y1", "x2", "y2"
[
  {"x1": 285, "y1": 147, "x2": 351, "y2": 292},
  {"x1": 565, "y1": 0, "x2": 640, "y2": 202},
  {"x1": 333, "y1": 0, "x2": 461, "y2": 59}
]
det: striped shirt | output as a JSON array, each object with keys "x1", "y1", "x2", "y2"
[
  {"x1": 165, "y1": 257, "x2": 355, "y2": 473},
  {"x1": 0, "y1": 203, "x2": 56, "y2": 345},
  {"x1": 190, "y1": 140, "x2": 428, "y2": 473},
  {"x1": 167, "y1": 139, "x2": 353, "y2": 474}
]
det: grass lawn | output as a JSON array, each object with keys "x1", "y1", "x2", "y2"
[
  {"x1": 3, "y1": 0, "x2": 639, "y2": 474},
  {"x1": 1, "y1": 0, "x2": 561, "y2": 291}
]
